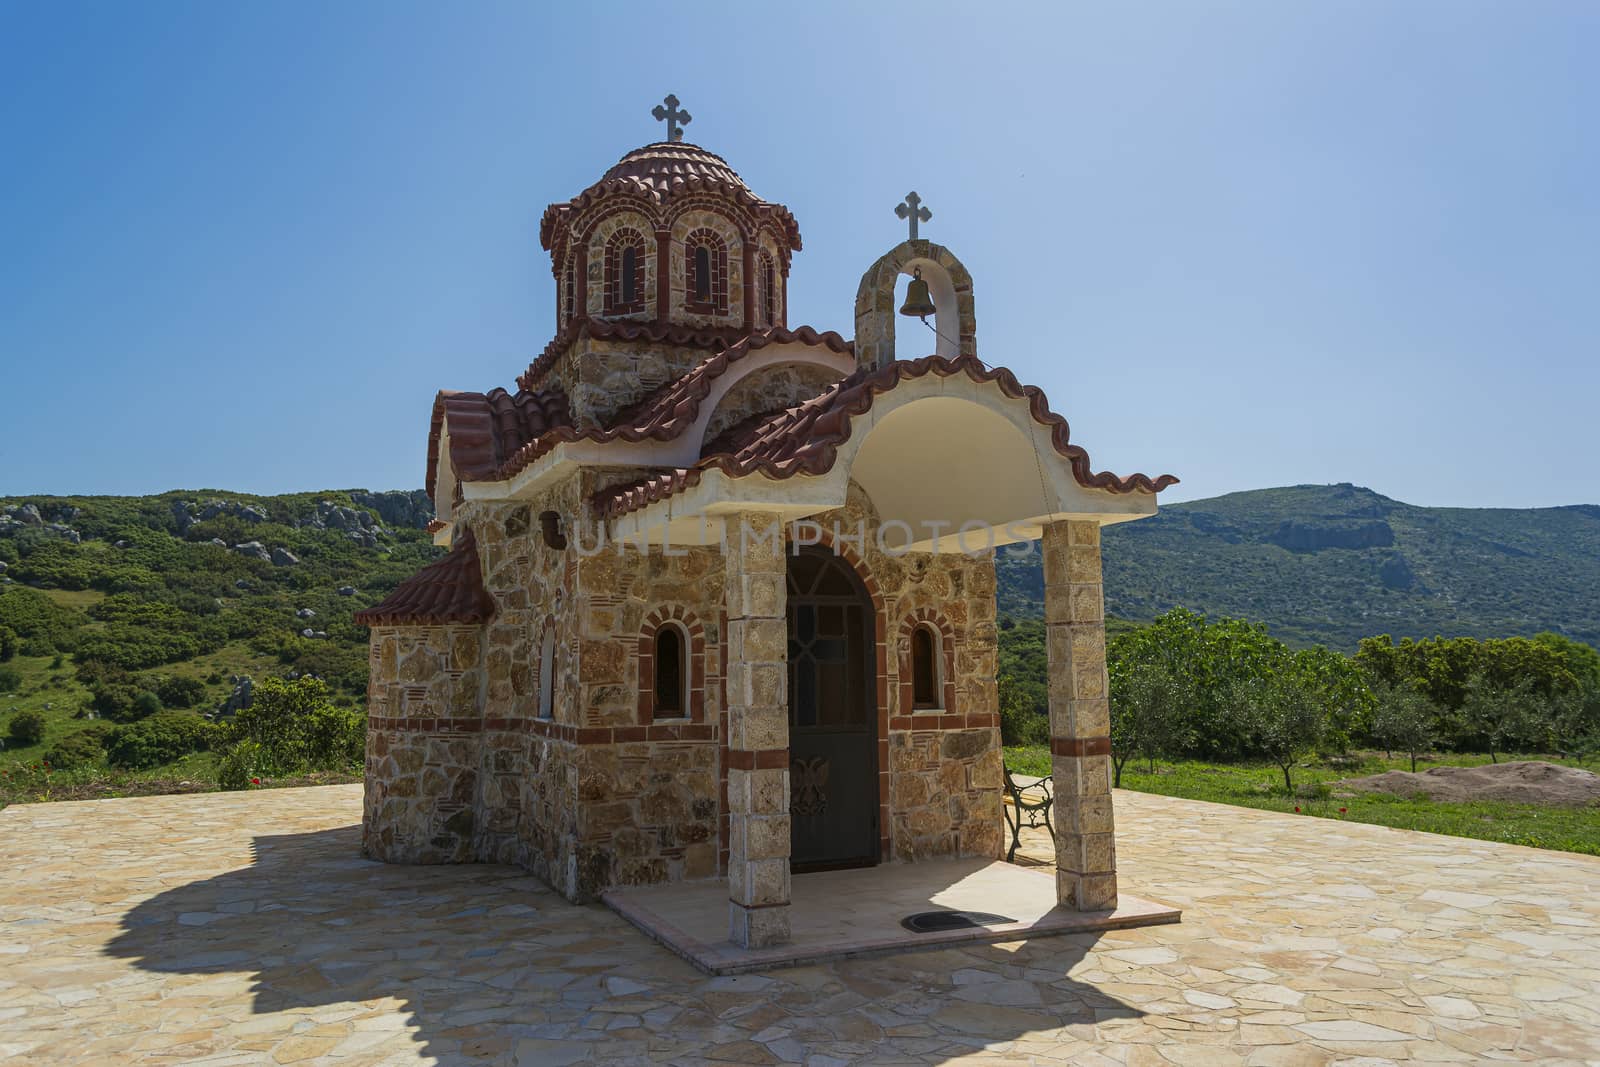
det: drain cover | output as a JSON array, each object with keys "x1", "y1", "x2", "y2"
[{"x1": 900, "y1": 910, "x2": 1016, "y2": 933}]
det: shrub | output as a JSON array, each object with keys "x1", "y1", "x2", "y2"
[
  {"x1": 104, "y1": 711, "x2": 214, "y2": 770},
  {"x1": 217, "y1": 739, "x2": 265, "y2": 791},
  {"x1": 154, "y1": 675, "x2": 206, "y2": 709},
  {"x1": 43, "y1": 724, "x2": 114, "y2": 769},
  {"x1": 90, "y1": 683, "x2": 143, "y2": 723},
  {"x1": 0, "y1": 625, "x2": 17, "y2": 662},
  {"x1": 0, "y1": 666, "x2": 21, "y2": 694},
  {"x1": 132, "y1": 691, "x2": 163, "y2": 718},
  {"x1": 303, "y1": 702, "x2": 365, "y2": 768},
  {"x1": 7, "y1": 708, "x2": 45, "y2": 745},
  {"x1": 219, "y1": 675, "x2": 362, "y2": 778}
]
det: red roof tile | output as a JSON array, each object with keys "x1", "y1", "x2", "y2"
[
  {"x1": 426, "y1": 326, "x2": 850, "y2": 499},
  {"x1": 354, "y1": 527, "x2": 496, "y2": 627},
  {"x1": 425, "y1": 387, "x2": 571, "y2": 503},
  {"x1": 538, "y1": 142, "x2": 800, "y2": 256},
  {"x1": 591, "y1": 354, "x2": 1180, "y2": 519}
]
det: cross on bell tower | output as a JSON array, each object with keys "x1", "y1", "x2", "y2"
[
  {"x1": 895, "y1": 191, "x2": 931, "y2": 241},
  {"x1": 651, "y1": 94, "x2": 692, "y2": 142}
]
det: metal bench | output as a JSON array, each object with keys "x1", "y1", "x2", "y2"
[{"x1": 1002, "y1": 769, "x2": 1054, "y2": 863}]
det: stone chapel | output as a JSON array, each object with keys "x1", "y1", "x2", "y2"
[{"x1": 356, "y1": 100, "x2": 1177, "y2": 950}]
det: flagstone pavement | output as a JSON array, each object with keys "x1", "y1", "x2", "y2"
[{"x1": 1, "y1": 785, "x2": 1597, "y2": 1066}]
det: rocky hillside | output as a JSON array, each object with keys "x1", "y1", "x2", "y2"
[
  {"x1": 0, "y1": 489, "x2": 438, "y2": 714},
  {"x1": 998, "y1": 484, "x2": 1600, "y2": 650}
]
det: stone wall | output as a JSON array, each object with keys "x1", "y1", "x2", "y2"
[
  {"x1": 701, "y1": 362, "x2": 840, "y2": 445},
  {"x1": 364, "y1": 474, "x2": 1006, "y2": 900},
  {"x1": 565, "y1": 540, "x2": 726, "y2": 896},
  {"x1": 457, "y1": 484, "x2": 584, "y2": 892},
  {"x1": 558, "y1": 339, "x2": 709, "y2": 429},
  {"x1": 363, "y1": 624, "x2": 486, "y2": 864}
]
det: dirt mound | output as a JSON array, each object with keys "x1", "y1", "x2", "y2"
[{"x1": 1337, "y1": 760, "x2": 1600, "y2": 807}]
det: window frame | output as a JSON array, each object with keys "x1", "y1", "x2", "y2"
[
  {"x1": 537, "y1": 621, "x2": 557, "y2": 720},
  {"x1": 682, "y1": 229, "x2": 729, "y2": 315},
  {"x1": 650, "y1": 621, "x2": 690, "y2": 721},
  {"x1": 603, "y1": 228, "x2": 648, "y2": 316},
  {"x1": 910, "y1": 623, "x2": 942, "y2": 711}
]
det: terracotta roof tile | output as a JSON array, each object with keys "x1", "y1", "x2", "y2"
[
  {"x1": 591, "y1": 354, "x2": 1179, "y2": 519},
  {"x1": 461, "y1": 325, "x2": 850, "y2": 488},
  {"x1": 425, "y1": 387, "x2": 571, "y2": 503},
  {"x1": 538, "y1": 142, "x2": 801, "y2": 255},
  {"x1": 517, "y1": 316, "x2": 841, "y2": 394},
  {"x1": 354, "y1": 528, "x2": 496, "y2": 627}
]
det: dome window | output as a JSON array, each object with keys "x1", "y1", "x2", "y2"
[
  {"x1": 603, "y1": 228, "x2": 648, "y2": 315},
  {"x1": 684, "y1": 228, "x2": 729, "y2": 315},
  {"x1": 758, "y1": 252, "x2": 777, "y2": 327}
]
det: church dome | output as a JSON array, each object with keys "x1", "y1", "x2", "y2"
[
  {"x1": 538, "y1": 142, "x2": 799, "y2": 255},
  {"x1": 598, "y1": 141, "x2": 750, "y2": 198}
]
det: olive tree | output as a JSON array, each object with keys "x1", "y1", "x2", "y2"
[
  {"x1": 1370, "y1": 682, "x2": 1438, "y2": 772},
  {"x1": 1236, "y1": 667, "x2": 1329, "y2": 793},
  {"x1": 1109, "y1": 656, "x2": 1193, "y2": 785}
]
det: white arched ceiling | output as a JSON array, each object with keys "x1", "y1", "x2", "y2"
[{"x1": 849, "y1": 396, "x2": 1052, "y2": 552}]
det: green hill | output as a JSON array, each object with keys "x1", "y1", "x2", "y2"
[
  {"x1": 998, "y1": 484, "x2": 1600, "y2": 650},
  {"x1": 0, "y1": 490, "x2": 439, "y2": 784}
]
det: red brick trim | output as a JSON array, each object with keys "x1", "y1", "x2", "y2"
[
  {"x1": 740, "y1": 234, "x2": 755, "y2": 331},
  {"x1": 755, "y1": 250, "x2": 778, "y2": 328},
  {"x1": 684, "y1": 227, "x2": 730, "y2": 316},
  {"x1": 637, "y1": 605, "x2": 707, "y2": 724},
  {"x1": 725, "y1": 748, "x2": 788, "y2": 770},
  {"x1": 653, "y1": 226, "x2": 672, "y2": 324},
  {"x1": 1051, "y1": 736, "x2": 1112, "y2": 757},
  {"x1": 368, "y1": 713, "x2": 721, "y2": 745},
  {"x1": 897, "y1": 608, "x2": 958, "y2": 715},
  {"x1": 602, "y1": 227, "x2": 649, "y2": 315}
]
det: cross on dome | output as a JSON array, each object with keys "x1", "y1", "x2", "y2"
[
  {"x1": 895, "y1": 191, "x2": 931, "y2": 241},
  {"x1": 651, "y1": 94, "x2": 692, "y2": 142}
]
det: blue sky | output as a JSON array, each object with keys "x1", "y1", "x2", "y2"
[{"x1": 2, "y1": 1, "x2": 1595, "y2": 508}]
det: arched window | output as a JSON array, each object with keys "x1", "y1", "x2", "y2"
[
  {"x1": 622, "y1": 246, "x2": 638, "y2": 304},
  {"x1": 693, "y1": 247, "x2": 710, "y2": 302},
  {"x1": 603, "y1": 228, "x2": 647, "y2": 315},
  {"x1": 759, "y1": 255, "x2": 776, "y2": 326},
  {"x1": 537, "y1": 622, "x2": 556, "y2": 719},
  {"x1": 683, "y1": 228, "x2": 729, "y2": 315},
  {"x1": 911, "y1": 625, "x2": 939, "y2": 709},
  {"x1": 563, "y1": 263, "x2": 575, "y2": 324},
  {"x1": 653, "y1": 624, "x2": 687, "y2": 719}
]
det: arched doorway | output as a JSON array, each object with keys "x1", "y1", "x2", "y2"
[{"x1": 786, "y1": 546, "x2": 878, "y2": 870}]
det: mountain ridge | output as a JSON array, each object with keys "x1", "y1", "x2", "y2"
[{"x1": 998, "y1": 482, "x2": 1600, "y2": 650}]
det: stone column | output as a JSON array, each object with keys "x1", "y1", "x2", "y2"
[
  {"x1": 722, "y1": 510, "x2": 792, "y2": 948},
  {"x1": 1042, "y1": 520, "x2": 1117, "y2": 911}
]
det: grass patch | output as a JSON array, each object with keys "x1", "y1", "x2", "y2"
[
  {"x1": 0, "y1": 754, "x2": 359, "y2": 807},
  {"x1": 1004, "y1": 747, "x2": 1600, "y2": 856}
]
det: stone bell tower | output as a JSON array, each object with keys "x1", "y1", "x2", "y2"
[{"x1": 853, "y1": 191, "x2": 979, "y2": 371}]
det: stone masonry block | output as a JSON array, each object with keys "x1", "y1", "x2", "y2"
[{"x1": 729, "y1": 902, "x2": 790, "y2": 948}]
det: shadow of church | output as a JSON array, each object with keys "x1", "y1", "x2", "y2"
[{"x1": 106, "y1": 826, "x2": 1142, "y2": 1064}]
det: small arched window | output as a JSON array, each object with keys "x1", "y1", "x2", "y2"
[
  {"x1": 757, "y1": 252, "x2": 777, "y2": 327},
  {"x1": 603, "y1": 228, "x2": 647, "y2": 315},
  {"x1": 537, "y1": 623, "x2": 557, "y2": 719},
  {"x1": 563, "y1": 264, "x2": 575, "y2": 324},
  {"x1": 653, "y1": 624, "x2": 687, "y2": 719},
  {"x1": 683, "y1": 229, "x2": 728, "y2": 315},
  {"x1": 693, "y1": 246, "x2": 711, "y2": 302},
  {"x1": 911, "y1": 625, "x2": 939, "y2": 709},
  {"x1": 621, "y1": 246, "x2": 638, "y2": 305}
]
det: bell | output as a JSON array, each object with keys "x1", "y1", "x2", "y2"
[{"x1": 899, "y1": 267, "x2": 937, "y2": 319}]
